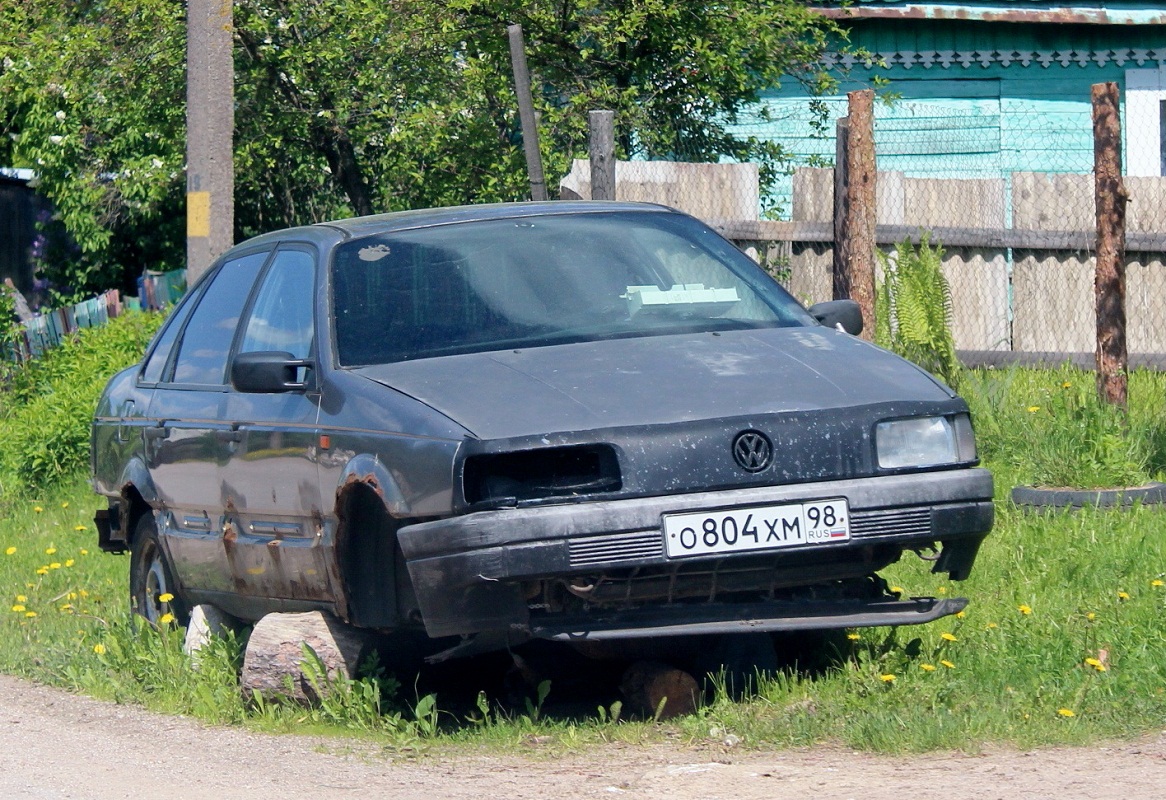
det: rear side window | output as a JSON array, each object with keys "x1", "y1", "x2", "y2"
[{"x1": 170, "y1": 251, "x2": 268, "y2": 385}]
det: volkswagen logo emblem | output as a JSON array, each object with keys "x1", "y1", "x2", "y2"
[{"x1": 732, "y1": 430, "x2": 772, "y2": 473}]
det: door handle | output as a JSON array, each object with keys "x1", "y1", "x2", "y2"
[
  {"x1": 214, "y1": 428, "x2": 244, "y2": 444},
  {"x1": 143, "y1": 424, "x2": 170, "y2": 441}
]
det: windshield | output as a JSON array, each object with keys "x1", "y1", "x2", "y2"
[{"x1": 330, "y1": 210, "x2": 816, "y2": 366}]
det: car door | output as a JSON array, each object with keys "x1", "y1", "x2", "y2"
[
  {"x1": 146, "y1": 250, "x2": 269, "y2": 597},
  {"x1": 221, "y1": 246, "x2": 330, "y2": 602}
]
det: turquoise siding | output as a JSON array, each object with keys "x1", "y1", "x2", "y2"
[{"x1": 744, "y1": 20, "x2": 1162, "y2": 217}]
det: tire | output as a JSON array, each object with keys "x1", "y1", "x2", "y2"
[{"x1": 129, "y1": 512, "x2": 189, "y2": 626}]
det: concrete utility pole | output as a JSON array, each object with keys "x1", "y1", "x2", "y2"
[{"x1": 186, "y1": 0, "x2": 235, "y2": 283}]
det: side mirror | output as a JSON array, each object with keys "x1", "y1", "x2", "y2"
[
  {"x1": 808, "y1": 300, "x2": 863, "y2": 336},
  {"x1": 231, "y1": 351, "x2": 314, "y2": 393}
]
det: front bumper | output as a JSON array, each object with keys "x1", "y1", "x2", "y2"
[{"x1": 398, "y1": 468, "x2": 994, "y2": 638}]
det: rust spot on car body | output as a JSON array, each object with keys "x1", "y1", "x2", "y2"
[{"x1": 342, "y1": 471, "x2": 384, "y2": 499}]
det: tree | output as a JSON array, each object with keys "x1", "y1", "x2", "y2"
[
  {"x1": 0, "y1": 1, "x2": 845, "y2": 293},
  {"x1": 0, "y1": 0, "x2": 187, "y2": 295}
]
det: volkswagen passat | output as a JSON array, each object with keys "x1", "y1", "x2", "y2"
[{"x1": 92, "y1": 202, "x2": 993, "y2": 661}]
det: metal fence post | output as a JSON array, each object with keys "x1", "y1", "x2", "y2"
[
  {"x1": 589, "y1": 111, "x2": 616, "y2": 201},
  {"x1": 1092, "y1": 81, "x2": 1129, "y2": 408},
  {"x1": 507, "y1": 24, "x2": 548, "y2": 202},
  {"x1": 832, "y1": 117, "x2": 850, "y2": 301}
]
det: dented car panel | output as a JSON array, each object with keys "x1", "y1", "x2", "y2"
[{"x1": 92, "y1": 201, "x2": 993, "y2": 654}]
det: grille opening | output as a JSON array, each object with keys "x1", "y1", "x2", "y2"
[{"x1": 463, "y1": 444, "x2": 621, "y2": 506}]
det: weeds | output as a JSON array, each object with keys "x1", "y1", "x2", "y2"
[{"x1": 2, "y1": 369, "x2": 1166, "y2": 753}]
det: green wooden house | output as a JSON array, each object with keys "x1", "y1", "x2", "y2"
[{"x1": 751, "y1": 1, "x2": 1166, "y2": 216}]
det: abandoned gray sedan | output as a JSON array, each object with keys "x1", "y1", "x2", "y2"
[{"x1": 92, "y1": 202, "x2": 993, "y2": 660}]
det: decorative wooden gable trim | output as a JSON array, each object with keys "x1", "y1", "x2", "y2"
[{"x1": 823, "y1": 48, "x2": 1166, "y2": 69}]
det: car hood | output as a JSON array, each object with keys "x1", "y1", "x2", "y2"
[{"x1": 353, "y1": 326, "x2": 953, "y2": 440}]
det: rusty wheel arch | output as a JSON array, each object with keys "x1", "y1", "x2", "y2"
[
  {"x1": 119, "y1": 483, "x2": 153, "y2": 549},
  {"x1": 333, "y1": 478, "x2": 416, "y2": 630}
]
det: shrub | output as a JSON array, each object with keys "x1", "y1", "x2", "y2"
[{"x1": 0, "y1": 310, "x2": 162, "y2": 495}]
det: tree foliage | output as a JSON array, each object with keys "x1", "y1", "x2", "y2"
[{"x1": 0, "y1": 0, "x2": 845, "y2": 293}]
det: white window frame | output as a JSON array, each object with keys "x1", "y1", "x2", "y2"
[{"x1": 1126, "y1": 66, "x2": 1166, "y2": 177}]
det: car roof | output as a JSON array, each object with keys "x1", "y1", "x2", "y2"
[{"x1": 237, "y1": 201, "x2": 679, "y2": 249}]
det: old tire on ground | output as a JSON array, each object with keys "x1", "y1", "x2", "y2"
[
  {"x1": 129, "y1": 512, "x2": 189, "y2": 626},
  {"x1": 1011, "y1": 482, "x2": 1166, "y2": 510}
]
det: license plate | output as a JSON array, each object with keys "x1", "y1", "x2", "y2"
[{"x1": 663, "y1": 498, "x2": 850, "y2": 559}]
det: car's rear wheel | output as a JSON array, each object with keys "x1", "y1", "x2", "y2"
[{"x1": 129, "y1": 512, "x2": 189, "y2": 626}]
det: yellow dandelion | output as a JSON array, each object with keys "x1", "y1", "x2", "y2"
[
  {"x1": 79, "y1": 589, "x2": 89, "y2": 598},
  {"x1": 4, "y1": 546, "x2": 15, "y2": 555},
  {"x1": 58, "y1": 603, "x2": 73, "y2": 612},
  {"x1": 67, "y1": 592, "x2": 77, "y2": 601},
  {"x1": 44, "y1": 547, "x2": 56, "y2": 555},
  {"x1": 11, "y1": 604, "x2": 25, "y2": 612},
  {"x1": 1018, "y1": 604, "x2": 1032, "y2": 615},
  {"x1": 35, "y1": 567, "x2": 48, "y2": 576},
  {"x1": 847, "y1": 632, "x2": 860, "y2": 641},
  {"x1": 33, "y1": 506, "x2": 43, "y2": 513},
  {"x1": 955, "y1": 610, "x2": 966, "y2": 618},
  {"x1": 940, "y1": 632, "x2": 957, "y2": 642},
  {"x1": 158, "y1": 592, "x2": 174, "y2": 604},
  {"x1": 920, "y1": 663, "x2": 937, "y2": 672},
  {"x1": 64, "y1": 559, "x2": 74, "y2": 567},
  {"x1": 937, "y1": 586, "x2": 947, "y2": 594},
  {"x1": 61, "y1": 502, "x2": 69, "y2": 508},
  {"x1": 987, "y1": 622, "x2": 999, "y2": 629},
  {"x1": 1061, "y1": 381, "x2": 1072, "y2": 389},
  {"x1": 24, "y1": 611, "x2": 37, "y2": 618},
  {"x1": 16, "y1": 595, "x2": 26, "y2": 603},
  {"x1": 1118, "y1": 591, "x2": 1131, "y2": 600},
  {"x1": 158, "y1": 612, "x2": 175, "y2": 625},
  {"x1": 1086, "y1": 612, "x2": 1096, "y2": 621},
  {"x1": 1057, "y1": 708, "x2": 1076, "y2": 718},
  {"x1": 48, "y1": 562, "x2": 60, "y2": 570},
  {"x1": 940, "y1": 660, "x2": 956, "y2": 669},
  {"x1": 889, "y1": 585, "x2": 904, "y2": 595},
  {"x1": 93, "y1": 643, "x2": 106, "y2": 655},
  {"x1": 79, "y1": 549, "x2": 89, "y2": 556},
  {"x1": 880, "y1": 674, "x2": 895, "y2": 683},
  {"x1": 1152, "y1": 579, "x2": 1164, "y2": 588},
  {"x1": 1084, "y1": 658, "x2": 1107, "y2": 672},
  {"x1": 73, "y1": 525, "x2": 87, "y2": 532},
  {"x1": 1027, "y1": 405, "x2": 1041, "y2": 413}
]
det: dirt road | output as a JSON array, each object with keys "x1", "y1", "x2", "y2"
[{"x1": 1, "y1": 674, "x2": 1164, "y2": 799}]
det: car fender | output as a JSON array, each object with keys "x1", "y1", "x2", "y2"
[
  {"x1": 334, "y1": 453, "x2": 410, "y2": 518},
  {"x1": 118, "y1": 456, "x2": 158, "y2": 508}
]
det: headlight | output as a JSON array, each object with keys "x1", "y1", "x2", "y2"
[{"x1": 876, "y1": 414, "x2": 977, "y2": 469}]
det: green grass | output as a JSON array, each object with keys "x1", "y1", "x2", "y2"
[{"x1": 2, "y1": 365, "x2": 1166, "y2": 753}]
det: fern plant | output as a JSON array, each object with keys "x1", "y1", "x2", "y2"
[{"x1": 875, "y1": 235, "x2": 961, "y2": 389}]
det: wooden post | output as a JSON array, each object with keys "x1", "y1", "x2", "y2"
[
  {"x1": 507, "y1": 24, "x2": 548, "y2": 201},
  {"x1": 589, "y1": 110, "x2": 616, "y2": 201},
  {"x1": 832, "y1": 117, "x2": 850, "y2": 301},
  {"x1": 844, "y1": 89, "x2": 877, "y2": 340},
  {"x1": 1092, "y1": 81, "x2": 1129, "y2": 408}
]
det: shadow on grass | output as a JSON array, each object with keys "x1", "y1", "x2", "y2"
[{"x1": 380, "y1": 630, "x2": 854, "y2": 726}]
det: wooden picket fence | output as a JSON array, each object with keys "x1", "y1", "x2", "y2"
[{"x1": 5, "y1": 268, "x2": 185, "y2": 362}]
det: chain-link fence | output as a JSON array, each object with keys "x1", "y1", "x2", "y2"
[{"x1": 562, "y1": 85, "x2": 1166, "y2": 368}]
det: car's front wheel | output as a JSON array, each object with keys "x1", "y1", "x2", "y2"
[{"x1": 129, "y1": 512, "x2": 188, "y2": 626}]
